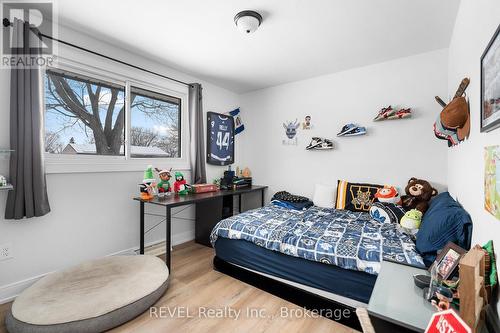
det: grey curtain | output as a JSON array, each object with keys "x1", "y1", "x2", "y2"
[
  {"x1": 188, "y1": 83, "x2": 207, "y2": 184},
  {"x1": 5, "y1": 19, "x2": 50, "y2": 219}
]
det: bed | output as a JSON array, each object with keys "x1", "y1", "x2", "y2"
[{"x1": 210, "y1": 204, "x2": 424, "y2": 310}]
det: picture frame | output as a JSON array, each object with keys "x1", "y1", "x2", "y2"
[
  {"x1": 429, "y1": 242, "x2": 467, "y2": 280},
  {"x1": 480, "y1": 24, "x2": 500, "y2": 132},
  {"x1": 206, "y1": 112, "x2": 235, "y2": 166}
]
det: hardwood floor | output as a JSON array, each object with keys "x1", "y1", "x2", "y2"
[{"x1": 0, "y1": 242, "x2": 359, "y2": 333}]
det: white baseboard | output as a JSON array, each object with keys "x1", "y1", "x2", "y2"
[{"x1": 0, "y1": 230, "x2": 194, "y2": 304}]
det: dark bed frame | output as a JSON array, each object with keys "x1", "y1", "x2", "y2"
[{"x1": 213, "y1": 256, "x2": 362, "y2": 330}]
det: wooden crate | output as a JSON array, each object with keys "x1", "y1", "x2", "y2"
[{"x1": 459, "y1": 248, "x2": 486, "y2": 333}]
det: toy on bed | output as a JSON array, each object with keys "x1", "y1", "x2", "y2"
[
  {"x1": 401, "y1": 178, "x2": 437, "y2": 214},
  {"x1": 155, "y1": 168, "x2": 172, "y2": 197},
  {"x1": 271, "y1": 191, "x2": 313, "y2": 210},
  {"x1": 400, "y1": 209, "x2": 423, "y2": 236},
  {"x1": 173, "y1": 171, "x2": 189, "y2": 195},
  {"x1": 375, "y1": 186, "x2": 401, "y2": 204},
  {"x1": 139, "y1": 165, "x2": 157, "y2": 200}
]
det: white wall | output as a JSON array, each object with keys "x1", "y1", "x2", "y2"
[
  {"x1": 446, "y1": 0, "x2": 500, "y2": 311},
  {"x1": 0, "y1": 23, "x2": 239, "y2": 302},
  {"x1": 239, "y1": 49, "x2": 449, "y2": 201}
]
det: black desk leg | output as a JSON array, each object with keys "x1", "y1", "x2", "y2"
[
  {"x1": 166, "y1": 206, "x2": 172, "y2": 270},
  {"x1": 239, "y1": 194, "x2": 242, "y2": 213},
  {"x1": 139, "y1": 201, "x2": 145, "y2": 255},
  {"x1": 261, "y1": 189, "x2": 265, "y2": 207}
]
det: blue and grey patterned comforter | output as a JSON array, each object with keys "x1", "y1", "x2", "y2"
[{"x1": 210, "y1": 204, "x2": 424, "y2": 275}]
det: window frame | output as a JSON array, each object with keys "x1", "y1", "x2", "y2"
[{"x1": 43, "y1": 57, "x2": 189, "y2": 174}]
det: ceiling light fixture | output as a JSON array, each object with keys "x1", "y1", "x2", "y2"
[{"x1": 234, "y1": 10, "x2": 262, "y2": 34}]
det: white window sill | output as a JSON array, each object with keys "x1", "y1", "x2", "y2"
[{"x1": 45, "y1": 156, "x2": 190, "y2": 174}]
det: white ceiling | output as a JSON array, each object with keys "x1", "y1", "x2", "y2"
[{"x1": 54, "y1": 0, "x2": 460, "y2": 93}]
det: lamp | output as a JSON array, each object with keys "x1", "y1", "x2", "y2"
[{"x1": 234, "y1": 10, "x2": 262, "y2": 34}]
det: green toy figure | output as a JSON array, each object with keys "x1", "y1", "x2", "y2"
[
  {"x1": 400, "y1": 209, "x2": 423, "y2": 236},
  {"x1": 173, "y1": 171, "x2": 189, "y2": 195},
  {"x1": 155, "y1": 168, "x2": 172, "y2": 197},
  {"x1": 139, "y1": 165, "x2": 157, "y2": 200}
]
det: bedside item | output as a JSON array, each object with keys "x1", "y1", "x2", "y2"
[
  {"x1": 368, "y1": 260, "x2": 435, "y2": 332},
  {"x1": 191, "y1": 184, "x2": 218, "y2": 193},
  {"x1": 312, "y1": 184, "x2": 336, "y2": 208},
  {"x1": 430, "y1": 286, "x2": 454, "y2": 311},
  {"x1": 413, "y1": 274, "x2": 431, "y2": 289},
  {"x1": 207, "y1": 111, "x2": 235, "y2": 166},
  {"x1": 401, "y1": 177, "x2": 438, "y2": 214},
  {"x1": 232, "y1": 177, "x2": 252, "y2": 189},
  {"x1": 459, "y1": 247, "x2": 487, "y2": 333},
  {"x1": 369, "y1": 202, "x2": 406, "y2": 224},
  {"x1": 429, "y1": 242, "x2": 467, "y2": 280},
  {"x1": 416, "y1": 192, "x2": 473, "y2": 266},
  {"x1": 306, "y1": 137, "x2": 334, "y2": 150},
  {"x1": 480, "y1": 24, "x2": 500, "y2": 133},
  {"x1": 400, "y1": 209, "x2": 423, "y2": 236},
  {"x1": 336, "y1": 180, "x2": 383, "y2": 212}
]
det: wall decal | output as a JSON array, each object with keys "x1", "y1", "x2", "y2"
[
  {"x1": 480, "y1": 24, "x2": 500, "y2": 132},
  {"x1": 484, "y1": 145, "x2": 500, "y2": 220},
  {"x1": 302, "y1": 115, "x2": 313, "y2": 129},
  {"x1": 282, "y1": 119, "x2": 299, "y2": 145}
]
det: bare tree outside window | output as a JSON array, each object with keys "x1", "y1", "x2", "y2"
[{"x1": 44, "y1": 69, "x2": 181, "y2": 158}]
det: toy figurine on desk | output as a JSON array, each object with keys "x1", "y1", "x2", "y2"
[
  {"x1": 155, "y1": 168, "x2": 172, "y2": 197},
  {"x1": 174, "y1": 171, "x2": 189, "y2": 195},
  {"x1": 139, "y1": 165, "x2": 157, "y2": 200}
]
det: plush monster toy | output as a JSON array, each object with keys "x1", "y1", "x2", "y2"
[
  {"x1": 173, "y1": 171, "x2": 189, "y2": 195},
  {"x1": 400, "y1": 209, "x2": 423, "y2": 236}
]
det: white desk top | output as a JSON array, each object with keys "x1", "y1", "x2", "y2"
[{"x1": 368, "y1": 260, "x2": 435, "y2": 332}]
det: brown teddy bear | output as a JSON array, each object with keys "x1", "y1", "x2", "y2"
[{"x1": 401, "y1": 178, "x2": 438, "y2": 214}]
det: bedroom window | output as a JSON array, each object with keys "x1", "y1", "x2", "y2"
[
  {"x1": 43, "y1": 65, "x2": 188, "y2": 173},
  {"x1": 130, "y1": 87, "x2": 181, "y2": 158},
  {"x1": 44, "y1": 69, "x2": 126, "y2": 156}
]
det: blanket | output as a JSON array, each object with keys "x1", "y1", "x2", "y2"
[{"x1": 211, "y1": 205, "x2": 424, "y2": 275}]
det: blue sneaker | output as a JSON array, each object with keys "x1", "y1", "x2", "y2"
[
  {"x1": 337, "y1": 123, "x2": 357, "y2": 137},
  {"x1": 343, "y1": 126, "x2": 367, "y2": 136}
]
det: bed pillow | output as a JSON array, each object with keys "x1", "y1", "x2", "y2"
[
  {"x1": 369, "y1": 202, "x2": 406, "y2": 224},
  {"x1": 416, "y1": 192, "x2": 473, "y2": 266},
  {"x1": 336, "y1": 180, "x2": 384, "y2": 212},
  {"x1": 313, "y1": 184, "x2": 336, "y2": 208}
]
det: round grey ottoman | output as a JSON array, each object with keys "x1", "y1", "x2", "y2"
[{"x1": 6, "y1": 255, "x2": 169, "y2": 333}]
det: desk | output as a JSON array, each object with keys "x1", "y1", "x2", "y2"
[
  {"x1": 368, "y1": 260, "x2": 434, "y2": 332},
  {"x1": 133, "y1": 185, "x2": 267, "y2": 270}
]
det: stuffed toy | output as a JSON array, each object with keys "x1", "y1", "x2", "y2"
[
  {"x1": 139, "y1": 165, "x2": 156, "y2": 200},
  {"x1": 401, "y1": 178, "x2": 438, "y2": 214},
  {"x1": 173, "y1": 171, "x2": 189, "y2": 195},
  {"x1": 400, "y1": 209, "x2": 423, "y2": 235},
  {"x1": 375, "y1": 186, "x2": 401, "y2": 204},
  {"x1": 155, "y1": 168, "x2": 172, "y2": 196}
]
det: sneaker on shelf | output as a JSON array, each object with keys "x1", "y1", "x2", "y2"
[
  {"x1": 337, "y1": 123, "x2": 357, "y2": 137},
  {"x1": 343, "y1": 126, "x2": 367, "y2": 136},
  {"x1": 373, "y1": 106, "x2": 395, "y2": 121},
  {"x1": 314, "y1": 138, "x2": 334, "y2": 150},
  {"x1": 306, "y1": 137, "x2": 323, "y2": 150},
  {"x1": 387, "y1": 108, "x2": 412, "y2": 120}
]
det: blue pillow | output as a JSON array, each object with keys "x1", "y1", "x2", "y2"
[{"x1": 416, "y1": 192, "x2": 473, "y2": 266}]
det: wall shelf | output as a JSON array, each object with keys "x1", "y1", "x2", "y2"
[
  {"x1": 0, "y1": 184, "x2": 13, "y2": 191},
  {"x1": 0, "y1": 149, "x2": 14, "y2": 154}
]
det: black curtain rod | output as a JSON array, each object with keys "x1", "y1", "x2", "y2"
[{"x1": 2, "y1": 18, "x2": 193, "y2": 88}]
